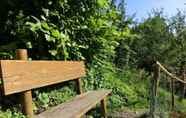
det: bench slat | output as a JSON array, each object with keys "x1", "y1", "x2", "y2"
[
  {"x1": 35, "y1": 90, "x2": 111, "y2": 118},
  {"x1": 0, "y1": 60, "x2": 85, "y2": 95}
]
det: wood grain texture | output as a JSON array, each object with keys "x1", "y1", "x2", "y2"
[
  {"x1": 35, "y1": 90, "x2": 111, "y2": 118},
  {"x1": 0, "y1": 60, "x2": 86, "y2": 95}
]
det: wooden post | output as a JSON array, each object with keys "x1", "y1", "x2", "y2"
[
  {"x1": 101, "y1": 98, "x2": 107, "y2": 118},
  {"x1": 75, "y1": 78, "x2": 83, "y2": 94},
  {"x1": 171, "y1": 78, "x2": 175, "y2": 111},
  {"x1": 16, "y1": 49, "x2": 33, "y2": 118},
  {"x1": 179, "y1": 69, "x2": 185, "y2": 101},
  {"x1": 150, "y1": 64, "x2": 160, "y2": 118},
  {"x1": 182, "y1": 73, "x2": 186, "y2": 100}
]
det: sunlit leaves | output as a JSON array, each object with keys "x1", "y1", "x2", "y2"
[
  {"x1": 51, "y1": 29, "x2": 60, "y2": 38},
  {"x1": 45, "y1": 34, "x2": 55, "y2": 42},
  {"x1": 26, "y1": 41, "x2": 32, "y2": 49},
  {"x1": 26, "y1": 22, "x2": 41, "y2": 32},
  {"x1": 97, "y1": 0, "x2": 108, "y2": 8},
  {"x1": 38, "y1": 92, "x2": 50, "y2": 108},
  {"x1": 49, "y1": 50, "x2": 58, "y2": 56},
  {"x1": 41, "y1": 22, "x2": 50, "y2": 30}
]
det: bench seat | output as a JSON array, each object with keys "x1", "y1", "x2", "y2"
[{"x1": 35, "y1": 90, "x2": 111, "y2": 118}]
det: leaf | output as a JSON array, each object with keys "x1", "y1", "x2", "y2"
[
  {"x1": 26, "y1": 41, "x2": 32, "y2": 49},
  {"x1": 60, "y1": 32, "x2": 66, "y2": 39},
  {"x1": 42, "y1": 8, "x2": 49, "y2": 16},
  {"x1": 41, "y1": 22, "x2": 50, "y2": 30},
  {"x1": 26, "y1": 22, "x2": 41, "y2": 32},
  {"x1": 51, "y1": 29, "x2": 60, "y2": 38},
  {"x1": 81, "y1": 25, "x2": 88, "y2": 29},
  {"x1": 63, "y1": 49, "x2": 69, "y2": 60},
  {"x1": 38, "y1": 93, "x2": 50, "y2": 108},
  {"x1": 49, "y1": 50, "x2": 58, "y2": 56},
  {"x1": 97, "y1": 0, "x2": 108, "y2": 8},
  {"x1": 31, "y1": 16, "x2": 41, "y2": 23},
  {"x1": 45, "y1": 34, "x2": 55, "y2": 42},
  {"x1": 41, "y1": 15, "x2": 46, "y2": 21}
]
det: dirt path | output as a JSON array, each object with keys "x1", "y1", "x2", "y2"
[{"x1": 108, "y1": 111, "x2": 147, "y2": 118}]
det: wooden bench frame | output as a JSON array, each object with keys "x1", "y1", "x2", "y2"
[{"x1": 0, "y1": 49, "x2": 111, "y2": 118}]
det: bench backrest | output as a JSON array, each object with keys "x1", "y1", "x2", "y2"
[{"x1": 0, "y1": 60, "x2": 86, "y2": 95}]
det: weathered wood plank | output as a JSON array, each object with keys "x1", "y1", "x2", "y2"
[
  {"x1": 35, "y1": 90, "x2": 111, "y2": 118},
  {"x1": 0, "y1": 60, "x2": 86, "y2": 95}
]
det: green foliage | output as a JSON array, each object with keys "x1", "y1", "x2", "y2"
[
  {"x1": 33, "y1": 86, "x2": 76, "y2": 112},
  {"x1": 37, "y1": 92, "x2": 50, "y2": 108},
  {"x1": 0, "y1": 110, "x2": 26, "y2": 118},
  {"x1": 84, "y1": 63, "x2": 150, "y2": 110},
  {"x1": 132, "y1": 11, "x2": 173, "y2": 67},
  {"x1": 168, "y1": 10, "x2": 186, "y2": 67}
]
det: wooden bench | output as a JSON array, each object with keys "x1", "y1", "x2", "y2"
[{"x1": 0, "y1": 49, "x2": 111, "y2": 118}]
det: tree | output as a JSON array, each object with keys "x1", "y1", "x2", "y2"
[{"x1": 130, "y1": 11, "x2": 173, "y2": 71}]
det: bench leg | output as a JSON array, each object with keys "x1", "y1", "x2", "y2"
[
  {"x1": 75, "y1": 78, "x2": 83, "y2": 94},
  {"x1": 21, "y1": 90, "x2": 33, "y2": 118},
  {"x1": 100, "y1": 98, "x2": 107, "y2": 118}
]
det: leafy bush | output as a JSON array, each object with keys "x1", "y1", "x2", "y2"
[
  {"x1": 0, "y1": 110, "x2": 25, "y2": 118},
  {"x1": 84, "y1": 61, "x2": 150, "y2": 110}
]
